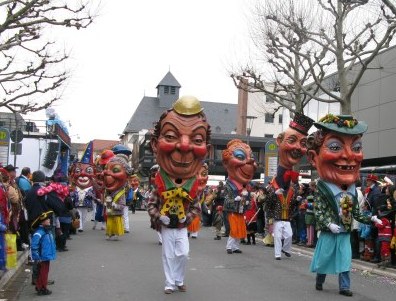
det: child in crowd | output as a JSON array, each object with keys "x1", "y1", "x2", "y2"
[
  {"x1": 359, "y1": 201, "x2": 374, "y2": 261},
  {"x1": 374, "y1": 205, "x2": 394, "y2": 268},
  {"x1": 31, "y1": 211, "x2": 57, "y2": 296},
  {"x1": 213, "y1": 206, "x2": 224, "y2": 240}
]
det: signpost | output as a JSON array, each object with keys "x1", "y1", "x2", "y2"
[
  {"x1": 0, "y1": 128, "x2": 10, "y2": 166},
  {"x1": 264, "y1": 140, "x2": 278, "y2": 179}
]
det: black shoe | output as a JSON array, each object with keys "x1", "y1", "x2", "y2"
[
  {"x1": 339, "y1": 290, "x2": 353, "y2": 297},
  {"x1": 282, "y1": 250, "x2": 291, "y2": 257},
  {"x1": 275, "y1": 257, "x2": 281, "y2": 260},
  {"x1": 246, "y1": 241, "x2": 251, "y2": 245},
  {"x1": 37, "y1": 288, "x2": 52, "y2": 296},
  {"x1": 315, "y1": 284, "x2": 323, "y2": 291},
  {"x1": 78, "y1": 229, "x2": 83, "y2": 233},
  {"x1": 47, "y1": 280, "x2": 55, "y2": 285},
  {"x1": 233, "y1": 249, "x2": 242, "y2": 254},
  {"x1": 227, "y1": 249, "x2": 233, "y2": 254},
  {"x1": 214, "y1": 236, "x2": 221, "y2": 240}
]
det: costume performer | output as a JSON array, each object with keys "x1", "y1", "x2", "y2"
[
  {"x1": 147, "y1": 96, "x2": 209, "y2": 294},
  {"x1": 222, "y1": 139, "x2": 257, "y2": 254},
  {"x1": 103, "y1": 154, "x2": 133, "y2": 240},
  {"x1": 265, "y1": 113, "x2": 314, "y2": 260},
  {"x1": 307, "y1": 114, "x2": 380, "y2": 297},
  {"x1": 188, "y1": 162, "x2": 209, "y2": 239},
  {"x1": 69, "y1": 141, "x2": 95, "y2": 232}
]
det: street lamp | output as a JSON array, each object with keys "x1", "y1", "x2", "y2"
[
  {"x1": 245, "y1": 115, "x2": 257, "y2": 145},
  {"x1": 38, "y1": 138, "x2": 43, "y2": 170}
]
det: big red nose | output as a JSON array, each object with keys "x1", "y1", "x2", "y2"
[{"x1": 177, "y1": 136, "x2": 192, "y2": 152}]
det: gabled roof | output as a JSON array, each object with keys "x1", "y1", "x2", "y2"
[
  {"x1": 156, "y1": 71, "x2": 181, "y2": 88},
  {"x1": 123, "y1": 97, "x2": 238, "y2": 135}
]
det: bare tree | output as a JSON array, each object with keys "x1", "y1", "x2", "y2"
[
  {"x1": 0, "y1": 0, "x2": 97, "y2": 115},
  {"x1": 232, "y1": 0, "x2": 396, "y2": 115}
]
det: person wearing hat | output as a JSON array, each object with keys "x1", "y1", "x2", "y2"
[
  {"x1": 306, "y1": 114, "x2": 382, "y2": 297},
  {"x1": 265, "y1": 112, "x2": 314, "y2": 260},
  {"x1": 365, "y1": 174, "x2": 381, "y2": 208},
  {"x1": 31, "y1": 211, "x2": 56, "y2": 296},
  {"x1": 373, "y1": 204, "x2": 394, "y2": 268},
  {"x1": 147, "y1": 96, "x2": 208, "y2": 294}
]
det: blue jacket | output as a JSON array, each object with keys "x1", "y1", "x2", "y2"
[{"x1": 31, "y1": 226, "x2": 56, "y2": 261}]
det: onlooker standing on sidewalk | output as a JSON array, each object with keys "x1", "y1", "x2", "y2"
[
  {"x1": 31, "y1": 211, "x2": 56, "y2": 296},
  {"x1": 213, "y1": 205, "x2": 224, "y2": 240}
]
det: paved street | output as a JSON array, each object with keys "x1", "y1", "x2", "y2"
[{"x1": 14, "y1": 211, "x2": 396, "y2": 301}]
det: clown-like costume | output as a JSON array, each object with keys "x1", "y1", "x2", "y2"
[
  {"x1": 265, "y1": 113, "x2": 313, "y2": 260},
  {"x1": 69, "y1": 159, "x2": 95, "y2": 232},
  {"x1": 103, "y1": 154, "x2": 133, "y2": 240},
  {"x1": 222, "y1": 139, "x2": 257, "y2": 254},
  {"x1": 307, "y1": 114, "x2": 377, "y2": 297},
  {"x1": 147, "y1": 96, "x2": 209, "y2": 294}
]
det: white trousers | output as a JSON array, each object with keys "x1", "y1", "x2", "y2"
[
  {"x1": 226, "y1": 236, "x2": 240, "y2": 251},
  {"x1": 77, "y1": 207, "x2": 89, "y2": 231},
  {"x1": 161, "y1": 226, "x2": 189, "y2": 290},
  {"x1": 273, "y1": 220, "x2": 292, "y2": 258},
  {"x1": 123, "y1": 206, "x2": 130, "y2": 231}
]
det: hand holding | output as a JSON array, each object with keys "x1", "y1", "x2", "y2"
[
  {"x1": 371, "y1": 215, "x2": 382, "y2": 225},
  {"x1": 328, "y1": 223, "x2": 341, "y2": 234},
  {"x1": 159, "y1": 215, "x2": 170, "y2": 225}
]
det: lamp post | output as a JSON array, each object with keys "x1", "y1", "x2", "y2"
[
  {"x1": 245, "y1": 115, "x2": 257, "y2": 145},
  {"x1": 38, "y1": 138, "x2": 43, "y2": 170}
]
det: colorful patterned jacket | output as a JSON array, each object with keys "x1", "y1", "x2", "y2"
[
  {"x1": 265, "y1": 179, "x2": 298, "y2": 221},
  {"x1": 314, "y1": 180, "x2": 371, "y2": 232}
]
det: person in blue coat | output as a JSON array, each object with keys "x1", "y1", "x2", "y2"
[{"x1": 31, "y1": 211, "x2": 56, "y2": 296}]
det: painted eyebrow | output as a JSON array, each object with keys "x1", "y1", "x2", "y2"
[{"x1": 162, "y1": 122, "x2": 207, "y2": 134}]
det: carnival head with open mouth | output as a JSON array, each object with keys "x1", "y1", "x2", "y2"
[
  {"x1": 277, "y1": 112, "x2": 314, "y2": 170},
  {"x1": 222, "y1": 139, "x2": 257, "y2": 185},
  {"x1": 307, "y1": 114, "x2": 368, "y2": 188},
  {"x1": 151, "y1": 96, "x2": 211, "y2": 182},
  {"x1": 70, "y1": 162, "x2": 95, "y2": 189}
]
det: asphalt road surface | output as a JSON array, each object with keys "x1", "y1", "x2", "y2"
[{"x1": 15, "y1": 211, "x2": 396, "y2": 301}]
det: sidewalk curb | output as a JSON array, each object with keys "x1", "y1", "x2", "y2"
[
  {"x1": 0, "y1": 250, "x2": 29, "y2": 290},
  {"x1": 292, "y1": 246, "x2": 396, "y2": 279}
]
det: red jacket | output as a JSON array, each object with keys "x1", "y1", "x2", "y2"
[{"x1": 376, "y1": 217, "x2": 392, "y2": 241}]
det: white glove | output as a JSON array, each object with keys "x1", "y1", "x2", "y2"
[
  {"x1": 371, "y1": 215, "x2": 382, "y2": 225},
  {"x1": 245, "y1": 201, "x2": 250, "y2": 206},
  {"x1": 297, "y1": 196, "x2": 302, "y2": 201},
  {"x1": 159, "y1": 215, "x2": 170, "y2": 225},
  {"x1": 328, "y1": 223, "x2": 341, "y2": 234},
  {"x1": 241, "y1": 190, "x2": 248, "y2": 197},
  {"x1": 235, "y1": 196, "x2": 242, "y2": 202},
  {"x1": 207, "y1": 210, "x2": 211, "y2": 215},
  {"x1": 179, "y1": 217, "x2": 186, "y2": 223}
]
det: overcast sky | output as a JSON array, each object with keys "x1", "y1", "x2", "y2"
[{"x1": 31, "y1": 0, "x2": 253, "y2": 143}]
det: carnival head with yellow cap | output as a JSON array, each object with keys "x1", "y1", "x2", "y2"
[{"x1": 151, "y1": 96, "x2": 211, "y2": 182}]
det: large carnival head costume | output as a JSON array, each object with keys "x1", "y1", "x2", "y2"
[
  {"x1": 151, "y1": 96, "x2": 211, "y2": 182},
  {"x1": 69, "y1": 141, "x2": 95, "y2": 189},
  {"x1": 277, "y1": 112, "x2": 314, "y2": 170},
  {"x1": 307, "y1": 114, "x2": 367, "y2": 188},
  {"x1": 129, "y1": 174, "x2": 140, "y2": 190},
  {"x1": 222, "y1": 139, "x2": 257, "y2": 185},
  {"x1": 93, "y1": 149, "x2": 115, "y2": 193},
  {"x1": 103, "y1": 154, "x2": 133, "y2": 192}
]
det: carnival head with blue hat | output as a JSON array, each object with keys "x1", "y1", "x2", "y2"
[
  {"x1": 69, "y1": 140, "x2": 95, "y2": 189},
  {"x1": 307, "y1": 113, "x2": 367, "y2": 188}
]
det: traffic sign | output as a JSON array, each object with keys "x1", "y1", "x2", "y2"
[{"x1": 10, "y1": 129, "x2": 23, "y2": 143}]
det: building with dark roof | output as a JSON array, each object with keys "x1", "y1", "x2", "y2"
[{"x1": 120, "y1": 71, "x2": 269, "y2": 179}]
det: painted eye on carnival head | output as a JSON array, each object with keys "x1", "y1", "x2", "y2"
[
  {"x1": 111, "y1": 164, "x2": 122, "y2": 173},
  {"x1": 326, "y1": 139, "x2": 342, "y2": 152},
  {"x1": 233, "y1": 149, "x2": 246, "y2": 161},
  {"x1": 352, "y1": 140, "x2": 363, "y2": 153},
  {"x1": 86, "y1": 166, "x2": 94, "y2": 174},
  {"x1": 163, "y1": 131, "x2": 177, "y2": 141},
  {"x1": 192, "y1": 134, "x2": 204, "y2": 145},
  {"x1": 74, "y1": 167, "x2": 81, "y2": 174}
]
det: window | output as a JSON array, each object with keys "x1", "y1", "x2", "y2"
[
  {"x1": 0, "y1": 121, "x2": 4, "y2": 127},
  {"x1": 278, "y1": 114, "x2": 283, "y2": 124},
  {"x1": 264, "y1": 134, "x2": 273, "y2": 138},
  {"x1": 164, "y1": 86, "x2": 169, "y2": 94},
  {"x1": 171, "y1": 87, "x2": 176, "y2": 94},
  {"x1": 265, "y1": 113, "x2": 274, "y2": 123}
]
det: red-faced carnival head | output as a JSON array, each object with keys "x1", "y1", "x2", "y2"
[
  {"x1": 222, "y1": 139, "x2": 257, "y2": 186},
  {"x1": 69, "y1": 162, "x2": 95, "y2": 189},
  {"x1": 307, "y1": 114, "x2": 368, "y2": 188},
  {"x1": 197, "y1": 162, "x2": 209, "y2": 193},
  {"x1": 103, "y1": 154, "x2": 133, "y2": 192},
  {"x1": 151, "y1": 96, "x2": 211, "y2": 182}
]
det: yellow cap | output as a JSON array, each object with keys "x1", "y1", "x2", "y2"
[{"x1": 172, "y1": 95, "x2": 203, "y2": 115}]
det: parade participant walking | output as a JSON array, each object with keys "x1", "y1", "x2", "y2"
[
  {"x1": 188, "y1": 162, "x2": 209, "y2": 239},
  {"x1": 265, "y1": 113, "x2": 314, "y2": 260},
  {"x1": 147, "y1": 96, "x2": 209, "y2": 294},
  {"x1": 69, "y1": 141, "x2": 95, "y2": 232},
  {"x1": 213, "y1": 205, "x2": 224, "y2": 240},
  {"x1": 222, "y1": 139, "x2": 257, "y2": 254},
  {"x1": 307, "y1": 114, "x2": 379, "y2": 297},
  {"x1": 103, "y1": 154, "x2": 133, "y2": 240}
]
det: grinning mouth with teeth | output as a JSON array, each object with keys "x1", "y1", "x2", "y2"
[
  {"x1": 335, "y1": 164, "x2": 356, "y2": 171},
  {"x1": 290, "y1": 150, "x2": 303, "y2": 159},
  {"x1": 170, "y1": 157, "x2": 192, "y2": 167}
]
